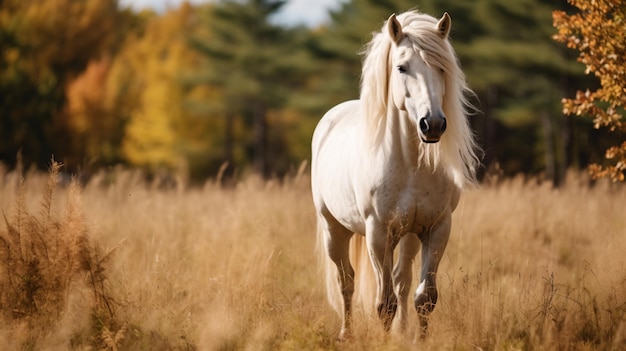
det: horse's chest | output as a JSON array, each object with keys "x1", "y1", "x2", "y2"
[{"x1": 369, "y1": 176, "x2": 454, "y2": 235}]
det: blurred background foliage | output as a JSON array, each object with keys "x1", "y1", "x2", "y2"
[{"x1": 0, "y1": 0, "x2": 623, "y2": 184}]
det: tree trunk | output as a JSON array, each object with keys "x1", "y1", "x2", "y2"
[
  {"x1": 253, "y1": 103, "x2": 268, "y2": 177},
  {"x1": 478, "y1": 86, "x2": 498, "y2": 180},
  {"x1": 541, "y1": 111, "x2": 557, "y2": 185},
  {"x1": 224, "y1": 111, "x2": 235, "y2": 167}
]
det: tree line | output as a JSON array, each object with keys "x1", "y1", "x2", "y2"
[{"x1": 0, "y1": 0, "x2": 623, "y2": 183}]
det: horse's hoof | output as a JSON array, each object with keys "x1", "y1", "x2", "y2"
[
  {"x1": 377, "y1": 302, "x2": 398, "y2": 332},
  {"x1": 337, "y1": 329, "x2": 352, "y2": 342}
]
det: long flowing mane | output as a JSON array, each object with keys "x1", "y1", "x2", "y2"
[{"x1": 359, "y1": 10, "x2": 480, "y2": 188}]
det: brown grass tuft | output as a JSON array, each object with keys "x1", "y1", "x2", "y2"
[{"x1": 0, "y1": 158, "x2": 122, "y2": 350}]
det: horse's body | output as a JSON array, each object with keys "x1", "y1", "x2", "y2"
[{"x1": 311, "y1": 10, "x2": 479, "y2": 339}]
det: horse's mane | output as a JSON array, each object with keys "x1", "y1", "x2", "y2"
[{"x1": 359, "y1": 10, "x2": 480, "y2": 188}]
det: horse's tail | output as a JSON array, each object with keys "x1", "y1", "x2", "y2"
[
  {"x1": 316, "y1": 218, "x2": 343, "y2": 315},
  {"x1": 350, "y1": 234, "x2": 376, "y2": 312}
]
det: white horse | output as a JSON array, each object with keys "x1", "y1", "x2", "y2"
[{"x1": 311, "y1": 10, "x2": 480, "y2": 339}]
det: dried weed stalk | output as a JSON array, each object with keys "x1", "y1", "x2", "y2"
[{"x1": 0, "y1": 159, "x2": 123, "y2": 349}]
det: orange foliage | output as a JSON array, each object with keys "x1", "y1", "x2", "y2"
[
  {"x1": 553, "y1": 0, "x2": 626, "y2": 181},
  {"x1": 64, "y1": 57, "x2": 120, "y2": 164}
]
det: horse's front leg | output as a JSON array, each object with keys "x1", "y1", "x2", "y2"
[
  {"x1": 393, "y1": 233, "x2": 420, "y2": 333},
  {"x1": 366, "y1": 219, "x2": 399, "y2": 332},
  {"x1": 415, "y1": 215, "x2": 451, "y2": 339}
]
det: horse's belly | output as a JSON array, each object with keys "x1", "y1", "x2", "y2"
[{"x1": 324, "y1": 192, "x2": 366, "y2": 234}]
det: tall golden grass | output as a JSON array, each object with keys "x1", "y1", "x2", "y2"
[{"x1": 1, "y1": 162, "x2": 625, "y2": 350}]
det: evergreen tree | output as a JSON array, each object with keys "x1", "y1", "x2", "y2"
[{"x1": 190, "y1": 0, "x2": 309, "y2": 177}]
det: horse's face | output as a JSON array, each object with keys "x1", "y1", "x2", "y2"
[{"x1": 387, "y1": 13, "x2": 451, "y2": 143}]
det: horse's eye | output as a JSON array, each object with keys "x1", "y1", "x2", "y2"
[{"x1": 397, "y1": 66, "x2": 407, "y2": 73}]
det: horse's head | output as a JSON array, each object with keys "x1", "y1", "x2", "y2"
[
  {"x1": 359, "y1": 10, "x2": 479, "y2": 187},
  {"x1": 387, "y1": 13, "x2": 451, "y2": 143}
]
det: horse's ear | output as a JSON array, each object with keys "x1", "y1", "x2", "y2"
[
  {"x1": 387, "y1": 14, "x2": 404, "y2": 44},
  {"x1": 437, "y1": 12, "x2": 451, "y2": 38}
]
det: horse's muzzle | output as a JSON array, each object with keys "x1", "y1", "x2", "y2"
[{"x1": 419, "y1": 113, "x2": 447, "y2": 143}]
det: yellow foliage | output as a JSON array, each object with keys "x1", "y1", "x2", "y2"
[
  {"x1": 112, "y1": 4, "x2": 208, "y2": 171},
  {"x1": 123, "y1": 82, "x2": 179, "y2": 168},
  {"x1": 553, "y1": 0, "x2": 626, "y2": 181}
]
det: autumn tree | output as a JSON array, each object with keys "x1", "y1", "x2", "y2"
[
  {"x1": 0, "y1": 0, "x2": 121, "y2": 169},
  {"x1": 60, "y1": 8, "x2": 146, "y2": 171},
  {"x1": 553, "y1": 0, "x2": 626, "y2": 181},
  {"x1": 63, "y1": 57, "x2": 123, "y2": 167},
  {"x1": 100, "y1": 4, "x2": 220, "y2": 178},
  {"x1": 115, "y1": 7, "x2": 187, "y2": 172}
]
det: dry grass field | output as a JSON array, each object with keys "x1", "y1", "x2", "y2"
[{"x1": 1, "y1": 162, "x2": 625, "y2": 350}]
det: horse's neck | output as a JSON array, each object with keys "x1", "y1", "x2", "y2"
[{"x1": 381, "y1": 108, "x2": 422, "y2": 169}]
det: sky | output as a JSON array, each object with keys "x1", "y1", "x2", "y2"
[{"x1": 118, "y1": 0, "x2": 345, "y2": 27}]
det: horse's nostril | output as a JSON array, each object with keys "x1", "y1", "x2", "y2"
[
  {"x1": 440, "y1": 118, "x2": 447, "y2": 133},
  {"x1": 419, "y1": 118, "x2": 429, "y2": 133}
]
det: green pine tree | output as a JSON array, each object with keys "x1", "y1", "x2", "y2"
[{"x1": 190, "y1": 0, "x2": 310, "y2": 177}]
